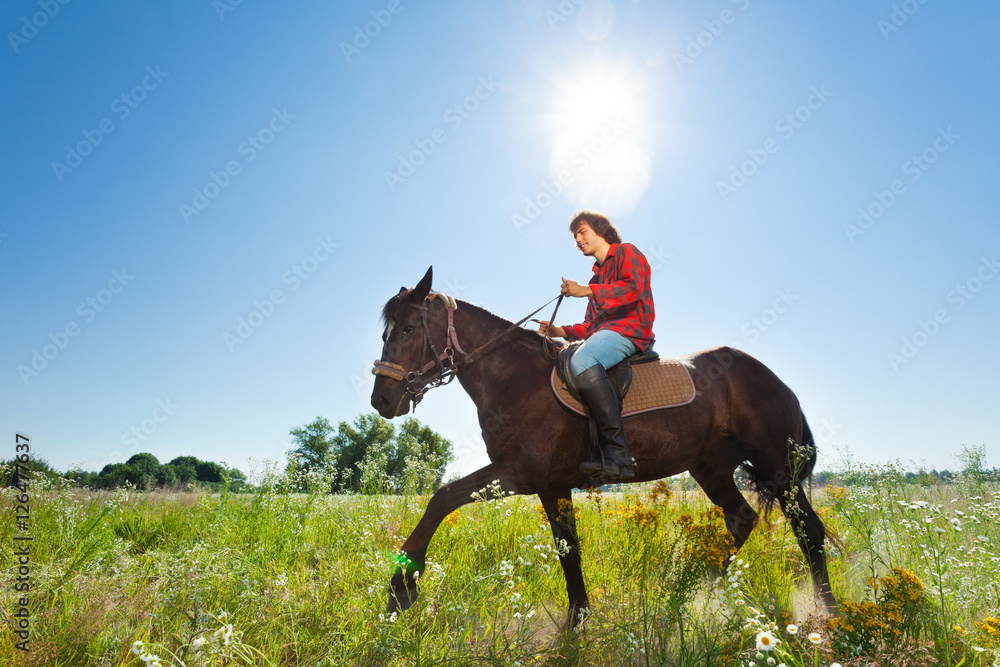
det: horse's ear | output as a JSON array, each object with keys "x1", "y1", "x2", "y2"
[
  {"x1": 398, "y1": 286, "x2": 408, "y2": 295},
  {"x1": 411, "y1": 266, "x2": 433, "y2": 303}
]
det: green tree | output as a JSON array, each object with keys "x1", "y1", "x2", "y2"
[
  {"x1": 126, "y1": 453, "x2": 162, "y2": 488},
  {"x1": 3, "y1": 457, "x2": 62, "y2": 487},
  {"x1": 286, "y1": 413, "x2": 454, "y2": 494},
  {"x1": 195, "y1": 461, "x2": 226, "y2": 483},
  {"x1": 287, "y1": 417, "x2": 335, "y2": 474},
  {"x1": 390, "y1": 418, "x2": 454, "y2": 493},
  {"x1": 99, "y1": 463, "x2": 141, "y2": 489},
  {"x1": 226, "y1": 466, "x2": 247, "y2": 492},
  {"x1": 332, "y1": 413, "x2": 395, "y2": 492},
  {"x1": 154, "y1": 464, "x2": 177, "y2": 487},
  {"x1": 167, "y1": 456, "x2": 199, "y2": 484}
]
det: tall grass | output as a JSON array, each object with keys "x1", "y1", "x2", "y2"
[{"x1": 1, "y1": 458, "x2": 997, "y2": 666}]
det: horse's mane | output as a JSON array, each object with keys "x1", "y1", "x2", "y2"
[
  {"x1": 454, "y1": 298, "x2": 552, "y2": 351},
  {"x1": 380, "y1": 289, "x2": 555, "y2": 353}
]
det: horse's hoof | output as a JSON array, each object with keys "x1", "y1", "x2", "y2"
[
  {"x1": 386, "y1": 585, "x2": 419, "y2": 615},
  {"x1": 568, "y1": 605, "x2": 591, "y2": 631}
]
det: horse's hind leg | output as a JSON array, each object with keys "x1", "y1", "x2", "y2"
[
  {"x1": 778, "y1": 484, "x2": 837, "y2": 608},
  {"x1": 388, "y1": 463, "x2": 512, "y2": 615},
  {"x1": 538, "y1": 490, "x2": 589, "y2": 628},
  {"x1": 689, "y1": 460, "x2": 759, "y2": 557}
]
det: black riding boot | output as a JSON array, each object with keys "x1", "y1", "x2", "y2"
[{"x1": 575, "y1": 364, "x2": 636, "y2": 481}]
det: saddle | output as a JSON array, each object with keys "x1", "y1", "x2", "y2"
[{"x1": 552, "y1": 342, "x2": 696, "y2": 417}]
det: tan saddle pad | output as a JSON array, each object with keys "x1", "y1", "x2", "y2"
[{"x1": 550, "y1": 357, "x2": 696, "y2": 417}]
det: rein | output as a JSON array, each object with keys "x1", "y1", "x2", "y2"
[{"x1": 372, "y1": 293, "x2": 562, "y2": 407}]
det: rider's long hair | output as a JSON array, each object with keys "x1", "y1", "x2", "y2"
[{"x1": 569, "y1": 210, "x2": 622, "y2": 245}]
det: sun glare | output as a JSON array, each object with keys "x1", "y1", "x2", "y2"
[{"x1": 547, "y1": 61, "x2": 654, "y2": 217}]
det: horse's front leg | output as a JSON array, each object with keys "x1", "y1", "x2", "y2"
[
  {"x1": 387, "y1": 463, "x2": 511, "y2": 615},
  {"x1": 538, "y1": 490, "x2": 590, "y2": 629}
]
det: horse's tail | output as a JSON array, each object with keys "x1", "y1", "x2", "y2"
[
  {"x1": 800, "y1": 413, "x2": 817, "y2": 479},
  {"x1": 741, "y1": 410, "x2": 817, "y2": 520}
]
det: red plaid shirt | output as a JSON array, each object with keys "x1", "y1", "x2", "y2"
[{"x1": 562, "y1": 242, "x2": 655, "y2": 352}]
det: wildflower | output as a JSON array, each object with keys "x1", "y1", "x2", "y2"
[
  {"x1": 756, "y1": 630, "x2": 779, "y2": 651},
  {"x1": 786, "y1": 624, "x2": 798, "y2": 635},
  {"x1": 767, "y1": 658, "x2": 776, "y2": 666},
  {"x1": 191, "y1": 637, "x2": 207, "y2": 649},
  {"x1": 213, "y1": 623, "x2": 234, "y2": 645},
  {"x1": 808, "y1": 632, "x2": 822, "y2": 644},
  {"x1": 542, "y1": 564, "x2": 551, "y2": 574},
  {"x1": 131, "y1": 640, "x2": 145, "y2": 656},
  {"x1": 831, "y1": 664, "x2": 843, "y2": 667}
]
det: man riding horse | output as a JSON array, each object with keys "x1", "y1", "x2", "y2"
[{"x1": 538, "y1": 211, "x2": 655, "y2": 482}]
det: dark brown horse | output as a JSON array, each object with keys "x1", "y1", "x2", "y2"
[{"x1": 371, "y1": 267, "x2": 835, "y2": 626}]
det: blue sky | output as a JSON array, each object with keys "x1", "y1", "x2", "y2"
[{"x1": 2, "y1": 0, "x2": 997, "y2": 480}]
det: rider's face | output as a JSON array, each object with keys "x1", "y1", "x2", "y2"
[{"x1": 574, "y1": 224, "x2": 602, "y2": 257}]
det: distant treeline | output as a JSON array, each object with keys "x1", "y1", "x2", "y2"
[
  {"x1": 4, "y1": 453, "x2": 246, "y2": 492},
  {"x1": 810, "y1": 468, "x2": 1000, "y2": 487}
]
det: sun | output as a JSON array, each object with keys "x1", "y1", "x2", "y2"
[{"x1": 545, "y1": 59, "x2": 654, "y2": 217}]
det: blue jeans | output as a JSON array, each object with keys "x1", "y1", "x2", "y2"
[{"x1": 570, "y1": 329, "x2": 637, "y2": 378}]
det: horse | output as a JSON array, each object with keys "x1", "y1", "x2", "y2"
[{"x1": 370, "y1": 267, "x2": 836, "y2": 627}]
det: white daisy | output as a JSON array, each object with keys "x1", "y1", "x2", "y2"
[{"x1": 756, "y1": 630, "x2": 779, "y2": 651}]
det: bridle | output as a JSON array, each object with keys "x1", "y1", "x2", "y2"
[{"x1": 372, "y1": 292, "x2": 563, "y2": 409}]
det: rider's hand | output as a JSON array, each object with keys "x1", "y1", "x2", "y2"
[
  {"x1": 538, "y1": 321, "x2": 565, "y2": 338},
  {"x1": 560, "y1": 277, "x2": 592, "y2": 298}
]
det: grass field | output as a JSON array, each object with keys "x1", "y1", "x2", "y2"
[{"x1": 1, "y1": 459, "x2": 998, "y2": 666}]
